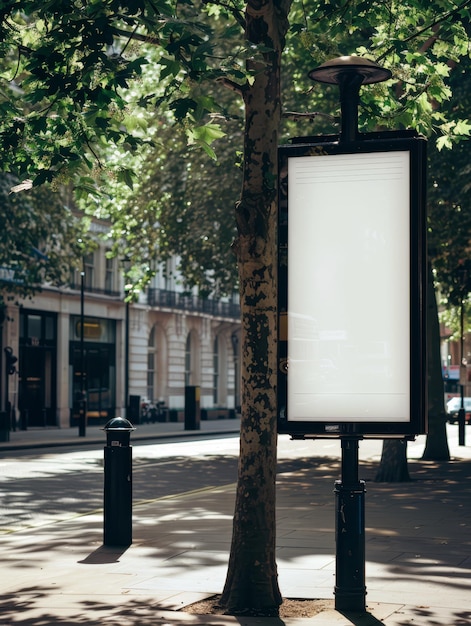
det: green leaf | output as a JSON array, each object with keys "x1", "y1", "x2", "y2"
[
  {"x1": 454, "y1": 120, "x2": 471, "y2": 137},
  {"x1": 190, "y1": 123, "x2": 226, "y2": 145},
  {"x1": 117, "y1": 168, "x2": 136, "y2": 189},
  {"x1": 436, "y1": 135, "x2": 452, "y2": 151},
  {"x1": 169, "y1": 98, "x2": 197, "y2": 120},
  {"x1": 159, "y1": 57, "x2": 181, "y2": 80}
]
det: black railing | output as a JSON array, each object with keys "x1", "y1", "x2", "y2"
[
  {"x1": 147, "y1": 288, "x2": 240, "y2": 319},
  {"x1": 69, "y1": 283, "x2": 121, "y2": 298}
]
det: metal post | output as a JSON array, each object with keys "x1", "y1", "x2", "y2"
[
  {"x1": 459, "y1": 296, "x2": 466, "y2": 446},
  {"x1": 79, "y1": 267, "x2": 86, "y2": 437},
  {"x1": 334, "y1": 437, "x2": 366, "y2": 612},
  {"x1": 306, "y1": 57, "x2": 393, "y2": 613},
  {"x1": 0, "y1": 353, "x2": 8, "y2": 442},
  {"x1": 125, "y1": 298, "x2": 129, "y2": 418},
  {"x1": 103, "y1": 417, "x2": 135, "y2": 546},
  {"x1": 0, "y1": 306, "x2": 9, "y2": 441},
  {"x1": 3, "y1": 348, "x2": 10, "y2": 442},
  {"x1": 338, "y1": 72, "x2": 363, "y2": 143}
]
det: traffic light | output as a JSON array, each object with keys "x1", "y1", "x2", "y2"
[{"x1": 4, "y1": 347, "x2": 17, "y2": 375}]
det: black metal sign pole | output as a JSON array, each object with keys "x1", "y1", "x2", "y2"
[
  {"x1": 308, "y1": 57, "x2": 393, "y2": 613},
  {"x1": 334, "y1": 436, "x2": 366, "y2": 611},
  {"x1": 336, "y1": 67, "x2": 366, "y2": 613}
]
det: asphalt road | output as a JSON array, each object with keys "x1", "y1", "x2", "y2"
[{"x1": 0, "y1": 435, "x2": 240, "y2": 533}]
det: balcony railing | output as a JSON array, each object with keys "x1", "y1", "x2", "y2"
[
  {"x1": 147, "y1": 288, "x2": 240, "y2": 319},
  {"x1": 68, "y1": 282, "x2": 121, "y2": 298}
]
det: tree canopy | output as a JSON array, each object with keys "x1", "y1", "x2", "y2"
[{"x1": 2, "y1": 1, "x2": 470, "y2": 295}]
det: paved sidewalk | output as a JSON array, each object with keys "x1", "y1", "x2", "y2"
[
  {"x1": 0, "y1": 418, "x2": 242, "y2": 451},
  {"x1": 1, "y1": 423, "x2": 470, "y2": 625}
]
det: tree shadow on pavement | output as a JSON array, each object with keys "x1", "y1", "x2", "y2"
[
  {"x1": 2, "y1": 456, "x2": 471, "y2": 626},
  {"x1": 0, "y1": 590, "x2": 170, "y2": 626},
  {"x1": 0, "y1": 587, "x2": 290, "y2": 626}
]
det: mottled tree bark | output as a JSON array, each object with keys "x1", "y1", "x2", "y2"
[
  {"x1": 220, "y1": 0, "x2": 291, "y2": 615},
  {"x1": 375, "y1": 439, "x2": 411, "y2": 482}
]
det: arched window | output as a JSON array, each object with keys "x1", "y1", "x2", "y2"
[{"x1": 184, "y1": 330, "x2": 200, "y2": 387}]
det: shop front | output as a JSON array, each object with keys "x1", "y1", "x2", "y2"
[
  {"x1": 69, "y1": 316, "x2": 116, "y2": 426},
  {"x1": 18, "y1": 310, "x2": 57, "y2": 428}
]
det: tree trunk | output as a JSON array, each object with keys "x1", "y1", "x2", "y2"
[
  {"x1": 375, "y1": 439, "x2": 411, "y2": 482},
  {"x1": 219, "y1": 231, "x2": 281, "y2": 615},
  {"x1": 422, "y1": 263, "x2": 450, "y2": 460},
  {"x1": 220, "y1": 0, "x2": 291, "y2": 615}
]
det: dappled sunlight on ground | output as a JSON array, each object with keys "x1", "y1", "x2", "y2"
[{"x1": 1, "y1": 441, "x2": 471, "y2": 624}]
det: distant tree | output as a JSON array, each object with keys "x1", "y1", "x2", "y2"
[
  {"x1": 422, "y1": 266, "x2": 450, "y2": 461},
  {"x1": 428, "y1": 57, "x2": 471, "y2": 308},
  {"x1": 104, "y1": 120, "x2": 242, "y2": 297},
  {"x1": 0, "y1": 175, "x2": 84, "y2": 307},
  {"x1": 423, "y1": 55, "x2": 471, "y2": 461},
  {"x1": 376, "y1": 47, "x2": 471, "y2": 475}
]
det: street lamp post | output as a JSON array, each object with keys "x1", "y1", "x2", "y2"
[
  {"x1": 309, "y1": 56, "x2": 392, "y2": 613},
  {"x1": 121, "y1": 257, "x2": 131, "y2": 419},
  {"x1": 456, "y1": 265, "x2": 469, "y2": 446},
  {"x1": 458, "y1": 295, "x2": 466, "y2": 446},
  {"x1": 78, "y1": 265, "x2": 86, "y2": 437},
  {"x1": 125, "y1": 295, "x2": 129, "y2": 419}
]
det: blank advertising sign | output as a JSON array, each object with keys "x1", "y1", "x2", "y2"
[{"x1": 278, "y1": 135, "x2": 427, "y2": 437}]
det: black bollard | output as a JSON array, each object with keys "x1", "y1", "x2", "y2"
[
  {"x1": 78, "y1": 393, "x2": 87, "y2": 438},
  {"x1": 184, "y1": 385, "x2": 201, "y2": 430},
  {"x1": 458, "y1": 407, "x2": 466, "y2": 447},
  {"x1": 103, "y1": 417, "x2": 135, "y2": 547}
]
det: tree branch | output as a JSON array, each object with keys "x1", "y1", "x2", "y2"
[
  {"x1": 114, "y1": 27, "x2": 160, "y2": 46},
  {"x1": 218, "y1": 76, "x2": 246, "y2": 96}
]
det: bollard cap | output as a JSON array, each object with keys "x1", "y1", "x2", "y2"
[{"x1": 102, "y1": 417, "x2": 136, "y2": 432}]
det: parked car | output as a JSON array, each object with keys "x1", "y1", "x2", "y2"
[{"x1": 446, "y1": 397, "x2": 471, "y2": 424}]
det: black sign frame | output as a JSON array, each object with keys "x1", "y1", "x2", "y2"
[{"x1": 277, "y1": 130, "x2": 427, "y2": 438}]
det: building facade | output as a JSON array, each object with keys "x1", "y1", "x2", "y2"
[{"x1": 2, "y1": 239, "x2": 240, "y2": 431}]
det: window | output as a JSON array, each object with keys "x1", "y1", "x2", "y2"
[
  {"x1": 28, "y1": 315, "x2": 42, "y2": 341},
  {"x1": 20, "y1": 312, "x2": 57, "y2": 347},
  {"x1": 104, "y1": 257, "x2": 114, "y2": 293},
  {"x1": 83, "y1": 252, "x2": 95, "y2": 289}
]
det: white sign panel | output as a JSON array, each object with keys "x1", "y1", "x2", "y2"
[{"x1": 287, "y1": 151, "x2": 410, "y2": 422}]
